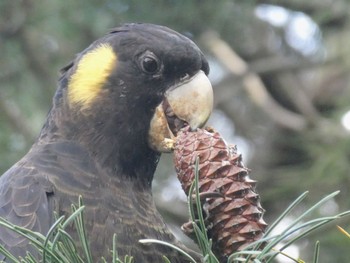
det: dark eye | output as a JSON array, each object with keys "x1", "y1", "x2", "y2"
[{"x1": 139, "y1": 52, "x2": 161, "y2": 74}]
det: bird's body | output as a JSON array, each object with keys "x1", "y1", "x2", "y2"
[
  {"x1": 0, "y1": 23, "x2": 213, "y2": 262},
  {"x1": 0, "y1": 140, "x2": 186, "y2": 262}
]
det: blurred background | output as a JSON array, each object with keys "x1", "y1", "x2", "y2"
[{"x1": 1, "y1": 0, "x2": 350, "y2": 262}]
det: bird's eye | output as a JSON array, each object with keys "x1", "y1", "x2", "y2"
[{"x1": 139, "y1": 52, "x2": 161, "y2": 74}]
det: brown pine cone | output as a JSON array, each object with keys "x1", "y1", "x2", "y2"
[{"x1": 174, "y1": 126, "x2": 267, "y2": 262}]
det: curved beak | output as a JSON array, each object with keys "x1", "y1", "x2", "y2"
[{"x1": 148, "y1": 70, "x2": 213, "y2": 152}]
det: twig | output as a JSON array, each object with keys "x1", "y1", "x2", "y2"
[
  {"x1": 0, "y1": 92, "x2": 36, "y2": 142},
  {"x1": 277, "y1": 72, "x2": 321, "y2": 125},
  {"x1": 201, "y1": 31, "x2": 307, "y2": 131},
  {"x1": 249, "y1": 55, "x2": 338, "y2": 75}
]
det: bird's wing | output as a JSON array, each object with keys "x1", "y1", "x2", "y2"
[
  {"x1": 0, "y1": 141, "x2": 100, "y2": 261},
  {"x1": 0, "y1": 159, "x2": 54, "y2": 260}
]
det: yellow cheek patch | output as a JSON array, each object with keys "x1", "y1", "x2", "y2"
[{"x1": 68, "y1": 44, "x2": 117, "y2": 110}]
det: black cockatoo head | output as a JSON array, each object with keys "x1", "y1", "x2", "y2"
[{"x1": 45, "y1": 23, "x2": 213, "y2": 179}]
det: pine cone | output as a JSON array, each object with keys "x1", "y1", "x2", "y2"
[{"x1": 174, "y1": 126, "x2": 267, "y2": 262}]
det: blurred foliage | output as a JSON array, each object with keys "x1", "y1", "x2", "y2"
[{"x1": 1, "y1": 0, "x2": 350, "y2": 262}]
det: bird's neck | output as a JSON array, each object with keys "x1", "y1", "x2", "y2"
[{"x1": 37, "y1": 106, "x2": 161, "y2": 184}]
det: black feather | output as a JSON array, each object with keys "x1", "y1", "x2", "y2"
[{"x1": 0, "y1": 23, "x2": 208, "y2": 262}]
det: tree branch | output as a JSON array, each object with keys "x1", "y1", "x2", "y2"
[
  {"x1": 201, "y1": 31, "x2": 308, "y2": 131},
  {"x1": 277, "y1": 72, "x2": 321, "y2": 125},
  {"x1": 0, "y1": 93, "x2": 36, "y2": 142},
  {"x1": 249, "y1": 55, "x2": 338, "y2": 75}
]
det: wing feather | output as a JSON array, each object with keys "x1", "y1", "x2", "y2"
[
  {"x1": 0, "y1": 163, "x2": 52, "y2": 260},
  {"x1": 0, "y1": 140, "x2": 100, "y2": 261}
]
